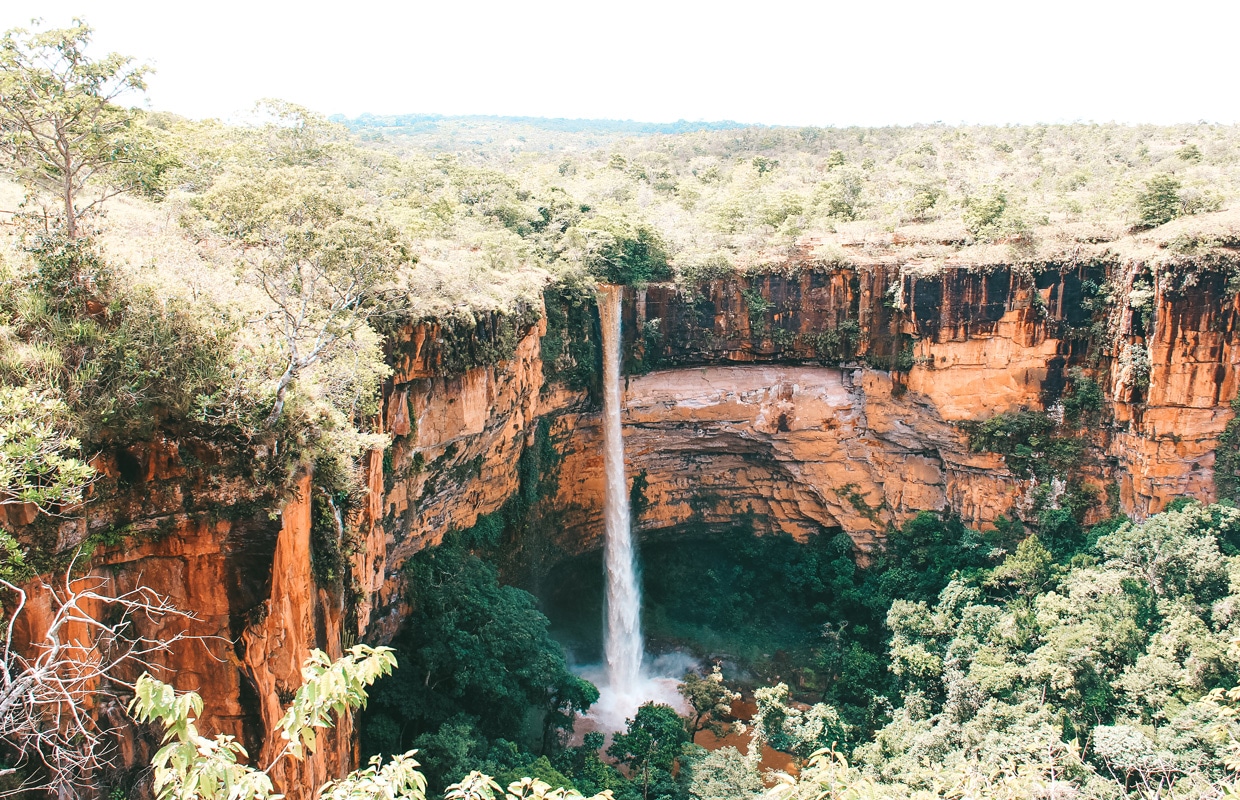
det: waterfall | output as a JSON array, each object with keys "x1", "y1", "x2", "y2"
[
  {"x1": 576, "y1": 286, "x2": 685, "y2": 737},
  {"x1": 598, "y1": 284, "x2": 643, "y2": 700}
]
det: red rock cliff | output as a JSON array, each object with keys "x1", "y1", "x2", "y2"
[{"x1": 7, "y1": 257, "x2": 1240, "y2": 798}]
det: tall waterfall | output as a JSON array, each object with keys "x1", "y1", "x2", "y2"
[{"x1": 598, "y1": 284, "x2": 643, "y2": 700}]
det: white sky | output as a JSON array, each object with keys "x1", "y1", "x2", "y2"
[{"x1": 3, "y1": 0, "x2": 1238, "y2": 127}]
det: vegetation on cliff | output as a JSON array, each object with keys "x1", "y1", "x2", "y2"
[{"x1": 345, "y1": 113, "x2": 1240, "y2": 279}]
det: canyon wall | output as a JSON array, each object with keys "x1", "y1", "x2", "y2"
[
  {"x1": 547, "y1": 260, "x2": 1240, "y2": 553},
  {"x1": 8, "y1": 258, "x2": 1240, "y2": 798}
]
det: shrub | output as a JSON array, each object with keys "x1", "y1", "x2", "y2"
[{"x1": 1137, "y1": 173, "x2": 1183, "y2": 227}]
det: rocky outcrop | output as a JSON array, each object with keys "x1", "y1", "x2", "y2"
[
  {"x1": 1107, "y1": 265, "x2": 1240, "y2": 515},
  {"x1": 547, "y1": 365, "x2": 1009, "y2": 555},
  {"x1": 8, "y1": 473, "x2": 354, "y2": 798}
]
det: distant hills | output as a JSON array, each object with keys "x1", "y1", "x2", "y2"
[
  {"x1": 328, "y1": 113, "x2": 764, "y2": 156},
  {"x1": 330, "y1": 113, "x2": 758, "y2": 136}
]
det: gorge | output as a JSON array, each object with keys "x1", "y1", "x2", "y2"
[
  {"x1": 9, "y1": 248, "x2": 1240, "y2": 797},
  {"x1": 3, "y1": 38, "x2": 1240, "y2": 796}
]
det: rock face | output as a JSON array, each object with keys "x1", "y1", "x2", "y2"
[
  {"x1": 8, "y1": 471, "x2": 355, "y2": 799},
  {"x1": 9, "y1": 260, "x2": 1240, "y2": 799},
  {"x1": 548, "y1": 365, "x2": 1008, "y2": 555}
]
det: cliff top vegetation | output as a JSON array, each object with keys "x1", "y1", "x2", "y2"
[{"x1": 343, "y1": 115, "x2": 1240, "y2": 277}]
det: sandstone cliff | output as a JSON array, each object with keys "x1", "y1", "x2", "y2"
[{"x1": 8, "y1": 257, "x2": 1240, "y2": 798}]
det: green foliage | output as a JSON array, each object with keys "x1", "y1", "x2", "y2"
[
  {"x1": 397, "y1": 120, "x2": 1240, "y2": 276},
  {"x1": 431, "y1": 308, "x2": 541, "y2": 379},
  {"x1": 551, "y1": 513, "x2": 1002, "y2": 741},
  {"x1": 1178, "y1": 144, "x2": 1204, "y2": 163},
  {"x1": 751, "y1": 683, "x2": 849, "y2": 761},
  {"x1": 578, "y1": 219, "x2": 670, "y2": 286},
  {"x1": 678, "y1": 666, "x2": 739, "y2": 736},
  {"x1": 607, "y1": 703, "x2": 689, "y2": 800},
  {"x1": 813, "y1": 320, "x2": 862, "y2": 364},
  {"x1": 0, "y1": 385, "x2": 93, "y2": 511},
  {"x1": 683, "y1": 747, "x2": 760, "y2": 800},
  {"x1": 0, "y1": 529, "x2": 29, "y2": 582},
  {"x1": 129, "y1": 646, "x2": 403, "y2": 800},
  {"x1": 364, "y1": 534, "x2": 593, "y2": 789},
  {"x1": 552, "y1": 733, "x2": 631, "y2": 799},
  {"x1": 1138, "y1": 173, "x2": 1183, "y2": 226},
  {"x1": 129, "y1": 647, "x2": 612, "y2": 800},
  {"x1": 815, "y1": 166, "x2": 865, "y2": 222},
  {"x1": 1060, "y1": 368, "x2": 1105, "y2": 427},
  {"x1": 277, "y1": 646, "x2": 399, "y2": 759},
  {"x1": 320, "y1": 753, "x2": 428, "y2": 800},
  {"x1": 961, "y1": 408, "x2": 1085, "y2": 482},
  {"x1": 740, "y1": 289, "x2": 773, "y2": 332},
  {"x1": 772, "y1": 748, "x2": 1065, "y2": 800},
  {"x1": 0, "y1": 19, "x2": 155, "y2": 238},
  {"x1": 1215, "y1": 398, "x2": 1240, "y2": 504},
  {"x1": 0, "y1": 234, "x2": 236, "y2": 445},
  {"x1": 541, "y1": 280, "x2": 600, "y2": 394},
  {"x1": 855, "y1": 502, "x2": 1240, "y2": 794},
  {"x1": 195, "y1": 160, "x2": 406, "y2": 427},
  {"x1": 985, "y1": 534, "x2": 1053, "y2": 596},
  {"x1": 872, "y1": 512, "x2": 997, "y2": 603},
  {"x1": 752, "y1": 156, "x2": 779, "y2": 175}
]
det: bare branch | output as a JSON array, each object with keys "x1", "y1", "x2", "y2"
[{"x1": 0, "y1": 564, "x2": 198, "y2": 798}]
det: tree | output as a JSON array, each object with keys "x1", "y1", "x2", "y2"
[
  {"x1": 573, "y1": 218, "x2": 670, "y2": 286},
  {"x1": 606, "y1": 703, "x2": 688, "y2": 800},
  {"x1": 678, "y1": 666, "x2": 739, "y2": 737},
  {"x1": 0, "y1": 19, "x2": 152, "y2": 238},
  {"x1": 1136, "y1": 173, "x2": 1182, "y2": 227},
  {"x1": 749, "y1": 684, "x2": 849, "y2": 764},
  {"x1": 129, "y1": 646, "x2": 407, "y2": 800},
  {"x1": 196, "y1": 164, "x2": 409, "y2": 427},
  {"x1": 542, "y1": 674, "x2": 599, "y2": 754},
  {"x1": 985, "y1": 534, "x2": 1053, "y2": 597},
  {"x1": 682, "y1": 747, "x2": 761, "y2": 800},
  {"x1": 364, "y1": 538, "x2": 595, "y2": 777},
  {"x1": 0, "y1": 570, "x2": 192, "y2": 798}
]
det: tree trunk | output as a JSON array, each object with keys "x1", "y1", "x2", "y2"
[
  {"x1": 62, "y1": 148, "x2": 76, "y2": 239},
  {"x1": 264, "y1": 362, "x2": 298, "y2": 428}
]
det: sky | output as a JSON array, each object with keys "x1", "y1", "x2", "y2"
[{"x1": 3, "y1": 0, "x2": 1238, "y2": 127}]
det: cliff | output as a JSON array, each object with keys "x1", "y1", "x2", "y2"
[{"x1": 8, "y1": 255, "x2": 1240, "y2": 798}]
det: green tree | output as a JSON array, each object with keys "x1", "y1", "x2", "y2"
[
  {"x1": 365, "y1": 536, "x2": 594, "y2": 782},
  {"x1": 552, "y1": 732, "x2": 631, "y2": 799},
  {"x1": 1137, "y1": 173, "x2": 1182, "y2": 227},
  {"x1": 985, "y1": 534, "x2": 1053, "y2": 596},
  {"x1": 607, "y1": 703, "x2": 689, "y2": 800},
  {"x1": 678, "y1": 666, "x2": 739, "y2": 737},
  {"x1": 750, "y1": 683, "x2": 849, "y2": 763},
  {"x1": 574, "y1": 218, "x2": 670, "y2": 286},
  {"x1": 0, "y1": 20, "x2": 152, "y2": 238},
  {"x1": 962, "y1": 187, "x2": 1027, "y2": 242},
  {"x1": 196, "y1": 163, "x2": 409, "y2": 426}
]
